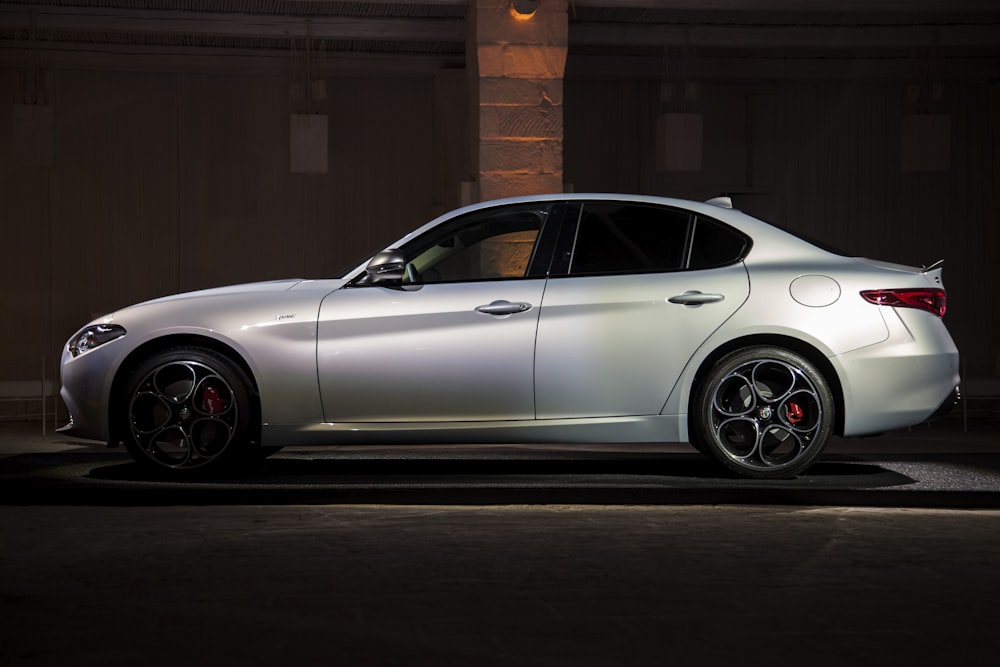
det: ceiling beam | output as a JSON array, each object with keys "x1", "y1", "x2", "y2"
[
  {"x1": 570, "y1": 0, "x2": 1000, "y2": 11},
  {"x1": 570, "y1": 22, "x2": 1000, "y2": 50},
  {"x1": 566, "y1": 52, "x2": 1000, "y2": 80},
  {"x1": 0, "y1": 6, "x2": 466, "y2": 42},
  {"x1": 0, "y1": 41, "x2": 464, "y2": 75},
  {"x1": 3, "y1": 2, "x2": 997, "y2": 61}
]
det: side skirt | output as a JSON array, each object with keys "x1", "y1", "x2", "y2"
[{"x1": 261, "y1": 414, "x2": 685, "y2": 447}]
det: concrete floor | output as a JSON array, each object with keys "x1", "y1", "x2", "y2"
[
  {"x1": 1, "y1": 415, "x2": 999, "y2": 665},
  {"x1": 2, "y1": 504, "x2": 999, "y2": 666}
]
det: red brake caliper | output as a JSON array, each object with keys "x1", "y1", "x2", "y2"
[
  {"x1": 786, "y1": 402, "x2": 804, "y2": 425},
  {"x1": 202, "y1": 385, "x2": 226, "y2": 414}
]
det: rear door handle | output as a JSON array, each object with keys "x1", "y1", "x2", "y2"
[
  {"x1": 668, "y1": 291, "x2": 725, "y2": 306},
  {"x1": 475, "y1": 300, "x2": 532, "y2": 316}
]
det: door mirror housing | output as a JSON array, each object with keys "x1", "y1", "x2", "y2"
[{"x1": 359, "y1": 249, "x2": 406, "y2": 286}]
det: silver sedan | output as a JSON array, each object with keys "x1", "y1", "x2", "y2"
[{"x1": 60, "y1": 194, "x2": 960, "y2": 479}]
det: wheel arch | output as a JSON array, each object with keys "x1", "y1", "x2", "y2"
[
  {"x1": 688, "y1": 334, "x2": 846, "y2": 437},
  {"x1": 107, "y1": 334, "x2": 261, "y2": 446}
]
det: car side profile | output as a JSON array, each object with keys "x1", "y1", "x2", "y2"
[{"x1": 60, "y1": 194, "x2": 960, "y2": 479}]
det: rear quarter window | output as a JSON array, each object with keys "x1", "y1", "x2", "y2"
[{"x1": 688, "y1": 216, "x2": 750, "y2": 269}]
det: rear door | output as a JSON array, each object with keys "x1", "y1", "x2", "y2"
[{"x1": 534, "y1": 201, "x2": 751, "y2": 419}]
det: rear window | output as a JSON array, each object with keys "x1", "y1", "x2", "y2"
[
  {"x1": 565, "y1": 202, "x2": 750, "y2": 275},
  {"x1": 569, "y1": 203, "x2": 689, "y2": 275}
]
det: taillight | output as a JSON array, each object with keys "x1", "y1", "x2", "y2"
[{"x1": 860, "y1": 288, "x2": 946, "y2": 318}]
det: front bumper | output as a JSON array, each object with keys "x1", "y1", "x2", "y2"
[{"x1": 59, "y1": 339, "x2": 122, "y2": 443}]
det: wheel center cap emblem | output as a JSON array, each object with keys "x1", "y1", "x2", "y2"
[{"x1": 758, "y1": 406, "x2": 772, "y2": 420}]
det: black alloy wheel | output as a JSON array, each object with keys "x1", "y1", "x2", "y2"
[
  {"x1": 692, "y1": 346, "x2": 834, "y2": 479},
  {"x1": 122, "y1": 347, "x2": 257, "y2": 473}
]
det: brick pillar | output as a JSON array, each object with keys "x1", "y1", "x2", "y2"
[{"x1": 470, "y1": 0, "x2": 568, "y2": 202}]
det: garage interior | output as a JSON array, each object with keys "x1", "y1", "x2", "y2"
[{"x1": 1, "y1": 0, "x2": 998, "y2": 420}]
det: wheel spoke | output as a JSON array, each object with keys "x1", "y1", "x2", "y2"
[
  {"x1": 757, "y1": 425, "x2": 805, "y2": 466},
  {"x1": 712, "y1": 374, "x2": 756, "y2": 416},
  {"x1": 716, "y1": 417, "x2": 759, "y2": 458},
  {"x1": 146, "y1": 426, "x2": 191, "y2": 465},
  {"x1": 190, "y1": 418, "x2": 233, "y2": 458},
  {"x1": 780, "y1": 389, "x2": 821, "y2": 432},
  {"x1": 153, "y1": 362, "x2": 197, "y2": 403}
]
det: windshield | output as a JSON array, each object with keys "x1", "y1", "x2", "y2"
[{"x1": 329, "y1": 247, "x2": 382, "y2": 279}]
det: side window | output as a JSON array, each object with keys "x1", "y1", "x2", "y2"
[
  {"x1": 569, "y1": 203, "x2": 690, "y2": 275},
  {"x1": 687, "y1": 216, "x2": 750, "y2": 269},
  {"x1": 401, "y1": 204, "x2": 549, "y2": 284}
]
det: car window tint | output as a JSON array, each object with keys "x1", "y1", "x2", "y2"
[
  {"x1": 569, "y1": 203, "x2": 689, "y2": 275},
  {"x1": 430, "y1": 229, "x2": 538, "y2": 281},
  {"x1": 688, "y1": 216, "x2": 750, "y2": 269},
  {"x1": 402, "y1": 204, "x2": 548, "y2": 284}
]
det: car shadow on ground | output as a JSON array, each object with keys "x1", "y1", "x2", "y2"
[
  {"x1": 75, "y1": 449, "x2": 898, "y2": 483},
  {"x1": 3, "y1": 448, "x2": 957, "y2": 507}
]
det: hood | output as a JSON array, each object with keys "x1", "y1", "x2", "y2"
[
  {"x1": 90, "y1": 278, "x2": 347, "y2": 335},
  {"x1": 135, "y1": 279, "x2": 306, "y2": 307}
]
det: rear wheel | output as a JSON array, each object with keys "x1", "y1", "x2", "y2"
[
  {"x1": 692, "y1": 346, "x2": 834, "y2": 479},
  {"x1": 122, "y1": 347, "x2": 258, "y2": 474}
]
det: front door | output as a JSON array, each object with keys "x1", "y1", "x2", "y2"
[{"x1": 317, "y1": 202, "x2": 557, "y2": 423}]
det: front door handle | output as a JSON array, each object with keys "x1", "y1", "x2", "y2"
[
  {"x1": 668, "y1": 291, "x2": 725, "y2": 306},
  {"x1": 475, "y1": 300, "x2": 532, "y2": 316}
]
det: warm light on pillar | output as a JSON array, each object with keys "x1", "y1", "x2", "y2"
[
  {"x1": 509, "y1": 0, "x2": 538, "y2": 20},
  {"x1": 475, "y1": 0, "x2": 568, "y2": 201}
]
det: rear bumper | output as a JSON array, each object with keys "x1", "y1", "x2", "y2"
[
  {"x1": 836, "y1": 307, "x2": 960, "y2": 436},
  {"x1": 929, "y1": 385, "x2": 961, "y2": 421}
]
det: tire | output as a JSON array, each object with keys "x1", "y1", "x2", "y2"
[
  {"x1": 122, "y1": 346, "x2": 258, "y2": 474},
  {"x1": 692, "y1": 346, "x2": 834, "y2": 479}
]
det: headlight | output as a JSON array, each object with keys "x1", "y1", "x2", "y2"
[{"x1": 68, "y1": 324, "x2": 127, "y2": 357}]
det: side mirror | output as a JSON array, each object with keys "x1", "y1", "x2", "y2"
[{"x1": 360, "y1": 249, "x2": 406, "y2": 286}]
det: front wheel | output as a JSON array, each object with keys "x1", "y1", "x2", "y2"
[
  {"x1": 122, "y1": 347, "x2": 258, "y2": 474},
  {"x1": 692, "y1": 346, "x2": 834, "y2": 479}
]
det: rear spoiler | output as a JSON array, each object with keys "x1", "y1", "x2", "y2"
[{"x1": 922, "y1": 259, "x2": 945, "y2": 286}]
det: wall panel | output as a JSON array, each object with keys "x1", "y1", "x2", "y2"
[
  {"x1": 178, "y1": 73, "x2": 300, "y2": 291},
  {"x1": 0, "y1": 80, "x2": 53, "y2": 386},
  {"x1": 50, "y1": 69, "x2": 179, "y2": 324}
]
